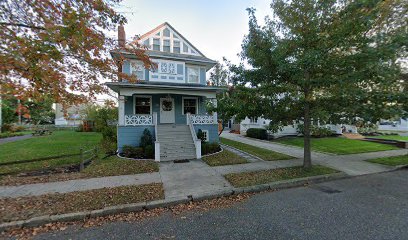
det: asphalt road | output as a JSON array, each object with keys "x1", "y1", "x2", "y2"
[{"x1": 35, "y1": 169, "x2": 408, "y2": 240}]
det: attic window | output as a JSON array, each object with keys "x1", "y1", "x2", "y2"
[
  {"x1": 153, "y1": 38, "x2": 160, "y2": 51},
  {"x1": 183, "y1": 43, "x2": 188, "y2": 53},
  {"x1": 163, "y1": 28, "x2": 170, "y2": 37},
  {"x1": 163, "y1": 40, "x2": 170, "y2": 52},
  {"x1": 173, "y1": 41, "x2": 180, "y2": 53}
]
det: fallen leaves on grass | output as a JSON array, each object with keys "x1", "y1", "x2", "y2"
[
  {"x1": 0, "y1": 183, "x2": 164, "y2": 222},
  {"x1": 1, "y1": 193, "x2": 254, "y2": 239}
]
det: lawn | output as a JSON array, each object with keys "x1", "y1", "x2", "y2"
[
  {"x1": 0, "y1": 130, "x2": 102, "y2": 175},
  {"x1": 224, "y1": 165, "x2": 338, "y2": 187},
  {"x1": 275, "y1": 137, "x2": 397, "y2": 154},
  {"x1": 220, "y1": 137, "x2": 294, "y2": 161},
  {"x1": 367, "y1": 135, "x2": 408, "y2": 141},
  {"x1": 202, "y1": 149, "x2": 248, "y2": 166},
  {"x1": 0, "y1": 156, "x2": 159, "y2": 186},
  {"x1": 367, "y1": 155, "x2": 408, "y2": 166},
  {"x1": 0, "y1": 183, "x2": 164, "y2": 222}
]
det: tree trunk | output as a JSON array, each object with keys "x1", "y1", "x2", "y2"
[{"x1": 303, "y1": 100, "x2": 312, "y2": 168}]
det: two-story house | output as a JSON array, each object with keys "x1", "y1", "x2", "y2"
[{"x1": 107, "y1": 22, "x2": 223, "y2": 161}]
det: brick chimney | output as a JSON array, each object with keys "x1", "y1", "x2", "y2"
[{"x1": 118, "y1": 24, "x2": 126, "y2": 48}]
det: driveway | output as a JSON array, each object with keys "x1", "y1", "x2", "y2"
[{"x1": 33, "y1": 169, "x2": 408, "y2": 240}]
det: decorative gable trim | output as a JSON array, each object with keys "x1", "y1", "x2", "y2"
[{"x1": 137, "y1": 22, "x2": 205, "y2": 57}]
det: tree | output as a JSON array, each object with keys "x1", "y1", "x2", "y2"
[
  {"x1": 209, "y1": 61, "x2": 229, "y2": 86},
  {"x1": 230, "y1": 0, "x2": 407, "y2": 168},
  {"x1": 0, "y1": 0, "x2": 153, "y2": 108}
]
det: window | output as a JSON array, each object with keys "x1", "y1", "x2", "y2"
[
  {"x1": 163, "y1": 28, "x2": 170, "y2": 37},
  {"x1": 173, "y1": 41, "x2": 180, "y2": 53},
  {"x1": 249, "y1": 117, "x2": 258, "y2": 124},
  {"x1": 183, "y1": 43, "x2": 188, "y2": 53},
  {"x1": 153, "y1": 38, "x2": 160, "y2": 51},
  {"x1": 134, "y1": 96, "x2": 151, "y2": 114},
  {"x1": 150, "y1": 60, "x2": 185, "y2": 82},
  {"x1": 202, "y1": 130, "x2": 209, "y2": 142},
  {"x1": 163, "y1": 39, "x2": 170, "y2": 52},
  {"x1": 130, "y1": 61, "x2": 144, "y2": 80},
  {"x1": 187, "y1": 67, "x2": 199, "y2": 83},
  {"x1": 183, "y1": 97, "x2": 198, "y2": 115}
]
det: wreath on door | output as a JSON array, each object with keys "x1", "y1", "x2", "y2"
[{"x1": 162, "y1": 100, "x2": 172, "y2": 111}]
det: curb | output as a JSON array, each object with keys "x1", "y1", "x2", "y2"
[{"x1": 0, "y1": 172, "x2": 349, "y2": 232}]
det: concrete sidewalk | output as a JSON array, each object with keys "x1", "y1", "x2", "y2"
[{"x1": 221, "y1": 132, "x2": 407, "y2": 176}]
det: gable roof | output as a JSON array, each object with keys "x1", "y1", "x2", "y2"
[{"x1": 136, "y1": 22, "x2": 207, "y2": 58}]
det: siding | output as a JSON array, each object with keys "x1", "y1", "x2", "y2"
[
  {"x1": 193, "y1": 124, "x2": 219, "y2": 143},
  {"x1": 117, "y1": 126, "x2": 155, "y2": 152}
]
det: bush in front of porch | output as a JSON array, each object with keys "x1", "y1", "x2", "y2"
[{"x1": 120, "y1": 129, "x2": 155, "y2": 159}]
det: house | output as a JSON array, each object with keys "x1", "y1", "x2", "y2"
[
  {"x1": 54, "y1": 103, "x2": 87, "y2": 126},
  {"x1": 238, "y1": 117, "x2": 358, "y2": 137},
  {"x1": 378, "y1": 118, "x2": 408, "y2": 132},
  {"x1": 107, "y1": 22, "x2": 223, "y2": 161}
]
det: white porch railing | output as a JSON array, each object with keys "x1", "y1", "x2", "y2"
[
  {"x1": 186, "y1": 113, "x2": 202, "y2": 159},
  {"x1": 125, "y1": 115, "x2": 153, "y2": 126},
  {"x1": 189, "y1": 113, "x2": 217, "y2": 124}
]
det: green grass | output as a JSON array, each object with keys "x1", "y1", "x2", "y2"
[
  {"x1": 275, "y1": 137, "x2": 397, "y2": 154},
  {"x1": 367, "y1": 155, "x2": 408, "y2": 166},
  {"x1": 224, "y1": 165, "x2": 339, "y2": 187},
  {"x1": 0, "y1": 131, "x2": 102, "y2": 174},
  {"x1": 202, "y1": 149, "x2": 248, "y2": 166},
  {"x1": 367, "y1": 135, "x2": 408, "y2": 141},
  {"x1": 220, "y1": 137, "x2": 294, "y2": 161}
]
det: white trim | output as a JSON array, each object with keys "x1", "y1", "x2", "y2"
[
  {"x1": 202, "y1": 130, "x2": 209, "y2": 142},
  {"x1": 133, "y1": 95, "x2": 152, "y2": 115},
  {"x1": 121, "y1": 88, "x2": 217, "y2": 98},
  {"x1": 149, "y1": 59, "x2": 185, "y2": 83},
  {"x1": 182, "y1": 96, "x2": 199, "y2": 115}
]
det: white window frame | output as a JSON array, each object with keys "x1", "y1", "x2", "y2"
[
  {"x1": 129, "y1": 60, "x2": 145, "y2": 80},
  {"x1": 187, "y1": 66, "x2": 200, "y2": 83},
  {"x1": 150, "y1": 60, "x2": 185, "y2": 83},
  {"x1": 182, "y1": 97, "x2": 199, "y2": 115},
  {"x1": 133, "y1": 95, "x2": 152, "y2": 115},
  {"x1": 202, "y1": 130, "x2": 209, "y2": 142}
]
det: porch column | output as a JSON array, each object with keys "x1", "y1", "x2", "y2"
[{"x1": 118, "y1": 95, "x2": 125, "y2": 126}]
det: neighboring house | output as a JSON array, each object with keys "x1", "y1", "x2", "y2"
[
  {"x1": 107, "y1": 22, "x2": 223, "y2": 161},
  {"x1": 239, "y1": 117, "x2": 358, "y2": 137},
  {"x1": 54, "y1": 103, "x2": 87, "y2": 126},
  {"x1": 378, "y1": 118, "x2": 408, "y2": 132}
]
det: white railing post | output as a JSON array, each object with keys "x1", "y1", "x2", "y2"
[
  {"x1": 118, "y1": 95, "x2": 125, "y2": 126},
  {"x1": 153, "y1": 112, "x2": 160, "y2": 162},
  {"x1": 213, "y1": 112, "x2": 218, "y2": 124},
  {"x1": 186, "y1": 113, "x2": 190, "y2": 125}
]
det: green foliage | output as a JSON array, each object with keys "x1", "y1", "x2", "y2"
[
  {"x1": 246, "y1": 128, "x2": 268, "y2": 140},
  {"x1": 140, "y1": 128, "x2": 153, "y2": 149},
  {"x1": 122, "y1": 145, "x2": 144, "y2": 159},
  {"x1": 209, "y1": 61, "x2": 229, "y2": 86},
  {"x1": 296, "y1": 124, "x2": 333, "y2": 138},
  {"x1": 144, "y1": 145, "x2": 154, "y2": 159},
  {"x1": 196, "y1": 129, "x2": 206, "y2": 142},
  {"x1": 229, "y1": 0, "x2": 407, "y2": 166},
  {"x1": 201, "y1": 142, "x2": 221, "y2": 155},
  {"x1": 83, "y1": 105, "x2": 118, "y2": 132}
]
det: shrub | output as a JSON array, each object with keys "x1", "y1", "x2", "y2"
[
  {"x1": 296, "y1": 124, "x2": 333, "y2": 138},
  {"x1": 13, "y1": 125, "x2": 26, "y2": 132},
  {"x1": 144, "y1": 145, "x2": 154, "y2": 159},
  {"x1": 1, "y1": 123, "x2": 14, "y2": 132},
  {"x1": 140, "y1": 128, "x2": 153, "y2": 149},
  {"x1": 201, "y1": 142, "x2": 221, "y2": 155},
  {"x1": 122, "y1": 145, "x2": 144, "y2": 159},
  {"x1": 100, "y1": 125, "x2": 117, "y2": 154},
  {"x1": 246, "y1": 128, "x2": 268, "y2": 140},
  {"x1": 197, "y1": 129, "x2": 206, "y2": 142}
]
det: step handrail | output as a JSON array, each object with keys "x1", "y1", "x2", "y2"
[
  {"x1": 186, "y1": 113, "x2": 201, "y2": 159},
  {"x1": 153, "y1": 112, "x2": 160, "y2": 162}
]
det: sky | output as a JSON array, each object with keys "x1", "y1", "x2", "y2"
[{"x1": 118, "y1": 0, "x2": 272, "y2": 64}]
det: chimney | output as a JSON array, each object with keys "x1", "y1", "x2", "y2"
[{"x1": 118, "y1": 24, "x2": 126, "y2": 48}]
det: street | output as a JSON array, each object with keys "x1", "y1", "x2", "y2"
[{"x1": 32, "y1": 169, "x2": 408, "y2": 240}]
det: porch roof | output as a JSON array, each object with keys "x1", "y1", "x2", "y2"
[{"x1": 106, "y1": 82, "x2": 226, "y2": 98}]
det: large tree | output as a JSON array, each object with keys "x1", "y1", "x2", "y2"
[
  {"x1": 230, "y1": 0, "x2": 407, "y2": 168},
  {"x1": 0, "y1": 0, "x2": 152, "y2": 108},
  {"x1": 209, "y1": 61, "x2": 229, "y2": 86}
]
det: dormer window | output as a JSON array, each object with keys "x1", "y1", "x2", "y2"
[
  {"x1": 153, "y1": 38, "x2": 160, "y2": 51},
  {"x1": 163, "y1": 40, "x2": 170, "y2": 52},
  {"x1": 173, "y1": 41, "x2": 180, "y2": 53},
  {"x1": 163, "y1": 28, "x2": 170, "y2": 37},
  {"x1": 183, "y1": 43, "x2": 188, "y2": 53}
]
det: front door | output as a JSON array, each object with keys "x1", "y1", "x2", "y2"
[{"x1": 160, "y1": 98, "x2": 175, "y2": 123}]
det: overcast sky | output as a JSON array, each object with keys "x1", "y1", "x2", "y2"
[{"x1": 118, "y1": 0, "x2": 272, "y2": 64}]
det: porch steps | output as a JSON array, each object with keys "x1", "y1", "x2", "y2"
[{"x1": 157, "y1": 124, "x2": 196, "y2": 161}]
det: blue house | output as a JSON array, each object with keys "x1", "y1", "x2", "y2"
[{"x1": 107, "y1": 22, "x2": 223, "y2": 161}]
